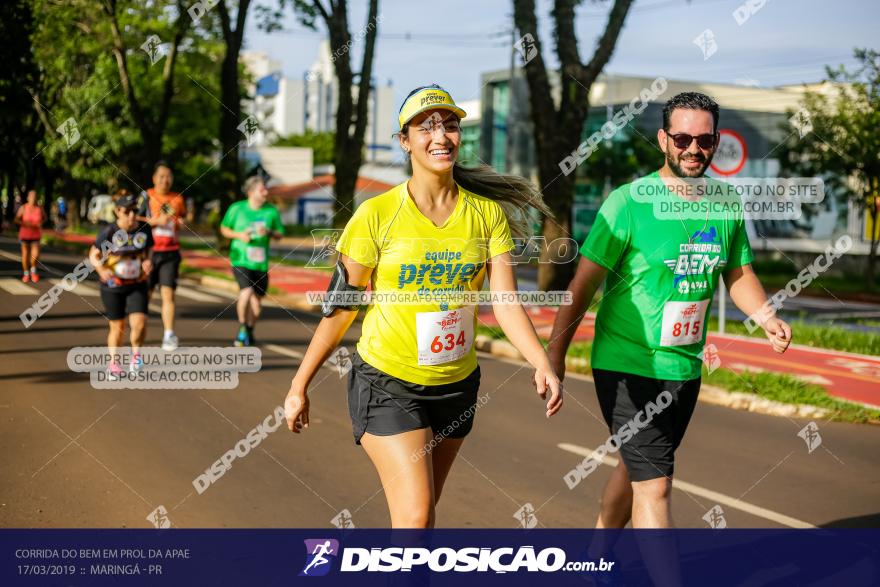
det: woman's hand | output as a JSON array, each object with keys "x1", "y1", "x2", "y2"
[
  {"x1": 284, "y1": 380, "x2": 310, "y2": 433},
  {"x1": 534, "y1": 365, "x2": 563, "y2": 418},
  {"x1": 97, "y1": 267, "x2": 115, "y2": 283}
]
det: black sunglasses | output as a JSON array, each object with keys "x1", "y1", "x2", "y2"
[{"x1": 665, "y1": 132, "x2": 717, "y2": 150}]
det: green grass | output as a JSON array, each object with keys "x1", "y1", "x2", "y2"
[
  {"x1": 476, "y1": 325, "x2": 506, "y2": 340},
  {"x1": 703, "y1": 368, "x2": 880, "y2": 423},
  {"x1": 709, "y1": 318, "x2": 879, "y2": 356}
]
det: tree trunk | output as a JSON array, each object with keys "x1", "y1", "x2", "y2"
[
  {"x1": 867, "y1": 193, "x2": 879, "y2": 292},
  {"x1": 4, "y1": 169, "x2": 17, "y2": 223},
  {"x1": 217, "y1": 0, "x2": 251, "y2": 214},
  {"x1": 317, "y1": 0, "x2": 379, "y2": 227},
  {"x1": 219, "y1": 52, "x2": 242, "y2": 207},
  {"x1": 536, "y1": 169, "x2": 575, "y2": 291},
  {"x1": 513, "y1": 0, "x2": 633, "y2": 291}
]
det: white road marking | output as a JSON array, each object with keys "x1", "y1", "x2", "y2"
[
  {"x1": 175, "y1": 286, "x2": 223, "y2": 303},
  {"x1": 49, "y1": 279, "x2": 100, "y2": 297},
  {"x1": 266, "y1": 344, "x2": 344, "y2": 376},
  {"x1": 557, "y1": 442, "x2": 816, "y2": 529},
  {"x1": 0, "y1": 278, "x2": 39, "y2": 295},
  {"x1": 265, "y1": 344, "x2": 304, "y2": 360}
]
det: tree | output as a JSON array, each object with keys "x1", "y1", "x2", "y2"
[
  {"x1": 216, "y1": 0, "x2": 254, "y2": 206},
  {"x1": 100, "y1": 0, "x2": 192, "y2": 184},
  {"x1": 0, "y1": 0, "x2": 39, "y2": 221},
  {"x1": 778, "y1": 49, "x2": 880, "y2": 289},
  {"x1": 283, "y1": 0, "x2": 380, "y2": 227},
  {"x1": 512, "y1": 0, "x2": 633, "y2": 291},
  {"x1": 28, "y1": 0, "x2": 226, "y2": 225},
  {"x1": 273, "y1": 130, "x2": 335, "y2": 165}
]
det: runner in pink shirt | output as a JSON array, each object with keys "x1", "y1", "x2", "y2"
[{"x1": 15, "y1": 190, "x2": 46, "y2": 283}]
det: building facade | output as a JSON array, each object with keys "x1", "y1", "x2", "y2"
[
  {"x1": 242, "y1": 45, "x2": 396, "y2": 164},
  {"x1": 475, "y1": 69, "x2": 859, "y2": 247}
]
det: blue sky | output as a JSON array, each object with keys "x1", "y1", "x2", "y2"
[{"x1": 244, "y1": 0, "x2": 878, "y2": 111}]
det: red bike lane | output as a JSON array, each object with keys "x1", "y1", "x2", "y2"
[{"x1": 478, "y1": 305, "x2": 880, "y2": 409}]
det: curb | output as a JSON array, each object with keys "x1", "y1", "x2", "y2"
[{"x1": 474, "y1": 335, "x2": 833, "y2": 421}]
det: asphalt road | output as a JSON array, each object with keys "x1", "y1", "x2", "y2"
[{"x1": 0, "y1": 237, "x2": 878, "y2": 530}]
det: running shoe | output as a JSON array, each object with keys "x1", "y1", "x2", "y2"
[
  {"x1": 30, "y1": 271, "x2": 40, "y2": 283},
  {"x1": 129, "y1": 352, "x2": 144, "y2": 373},
  {"x1": 247, "y1": 325, "x2": 256, "y2": 347},
  {"x1": 107, "y1": 362, "x2": 125, "y2": 381},
  {"x1": 234, "y1": 325, "x2": 250, "y2": 347},
  {"x1": 162, "y1": 332, "x2": 179, "y2": 352},
  {"x1": 21, "y1": 273, "x2": 30, "y2": 283}
]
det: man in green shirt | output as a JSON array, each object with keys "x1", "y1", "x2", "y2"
[
  {"x1": 220, "y1": 176, "x2": 284, "y2": 346},
  {"x1": 548, "y1": 92, "x2": 792, "y2": 528}
]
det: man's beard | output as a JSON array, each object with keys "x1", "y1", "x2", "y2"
[{"x1": 666, "y1": 148, "x2": 713, "y2": 178}]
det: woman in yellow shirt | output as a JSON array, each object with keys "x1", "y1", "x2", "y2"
[{"x1": 283, "y1": 85, "x2": 563, "y2": 528}]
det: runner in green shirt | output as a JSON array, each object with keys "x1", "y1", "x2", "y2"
[
  {"x1": 548, "y1": 92, "x2": 792, "y2": 529},
  {"x1": 220, "y1": 176, "x2": 284, "y2": 346}
]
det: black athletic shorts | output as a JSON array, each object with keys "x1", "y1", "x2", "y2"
[
  {"x1": 592, "y1": 368, "x2": 701, "y2": 482},
  {"x1": 149, "y1": 250, "x2": 181, "y2": 290},
  {"x1": 232, "y1": 266, "x2": 269, "y2": 297},
  {"x1": 347, "y1": 352, "x2": 481, "y2": 445},
  {"x1": 100, "y1": 283, "x2": 149, "y2": 320}
]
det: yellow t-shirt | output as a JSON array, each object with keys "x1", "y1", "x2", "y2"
[{"x1": 335, "y1": 182, "x2": 515, "y2": 385}]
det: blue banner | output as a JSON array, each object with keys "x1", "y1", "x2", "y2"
[{"x1": 2, "y1": 529, "x2": 878, "y2": 586}]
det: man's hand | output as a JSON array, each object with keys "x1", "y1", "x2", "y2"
[{"x1": 762, "y1": 317, "x2": 792, "y2": 354}]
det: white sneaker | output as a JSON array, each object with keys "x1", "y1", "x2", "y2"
[{"x1": 162, "y1": 333, "x2": 179, "y2": 352}]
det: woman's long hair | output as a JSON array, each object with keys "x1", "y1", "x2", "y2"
[{"x1": 451, "y1": 162, "x2": 552, "y2": 239}]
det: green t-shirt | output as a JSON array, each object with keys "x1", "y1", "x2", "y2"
[
  {"x1": 579, "y1": 171, "x2": 753, "y2": 380},
  {"x1": 221, "y1": 200, "x2": 284, "y2": 271}
]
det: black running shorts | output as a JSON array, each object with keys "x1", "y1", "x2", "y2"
[
  {"x1": 592, "y1": 368, "x2": 701, "y2": 482},
  {"x1": 232, "y1": 266, "x2": 269, "y2": 297},
  {"x1": 149, "y1": 250, "x2": 181, "y2": 290},
  {"x1": 100, "y1": 283, "x2": 149, "y2": 320},
  {"x1": 347, "y1": 352, "x2": 481, "y2": 445}
]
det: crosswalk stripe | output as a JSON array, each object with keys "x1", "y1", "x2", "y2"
[
  {"x1": 48, "y1": 279, "x2": 100, "y2": 297},
  {"x1": 0, "y1": 278, "x2": 39, "y2": 295},
  {"x1": 265, "y1": 344, "x2": 304, "y2": 360},
  {"x1": 175, "y1": 286, "x2": 223, "y2": 303}
]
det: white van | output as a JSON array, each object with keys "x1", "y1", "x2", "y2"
[{"x1": 87, "y1": 194, "x2": 116, "y2": 224}]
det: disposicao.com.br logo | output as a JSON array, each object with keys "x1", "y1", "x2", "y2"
[
  {"x1": 300, "y1": 539, "x2": 340, "y2": 577},
  {"x1": 299, "y1": 541, "x2": 614, "y2": 575}
]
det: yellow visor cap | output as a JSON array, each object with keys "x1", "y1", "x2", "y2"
[{"x1": 398, "y1": 85, "x2": 467, "y2": 129}]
